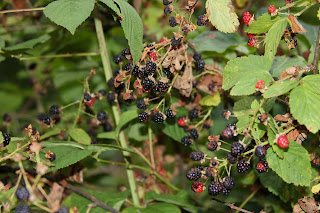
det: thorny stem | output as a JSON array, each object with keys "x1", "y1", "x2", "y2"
[
  {"x1": 0, "y1": 7, "x2": 45, "y2": 14},
  {"x1": 312, "y1": 24, "x2": 320, "y2": 74},
  {"x1": 235, "y1": 186, "x2": 261, "y2": 213},
  {"x1": 148, "y1": 126, "x2": 155, "y2": 169},
  {"x1": 0, "y1": 141, "x2": 30, "y2": 163},
  {"x1": 13, "y1": 52, "x2": 100, "y2": 61}
]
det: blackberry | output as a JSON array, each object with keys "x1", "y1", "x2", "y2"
[
  {"x1": 113, "y1": 55, "x2": 123, "y2": 64},
  {"x1": 98, "y1": 89, "x2": 106, "y2": 96},
  {"x1": 97, "y1": 111, "x2": 108, "y2": 121},
  {"x1": 138, "y1": 111, "x2": 149, "y2": 122},
  {"x1": 186, "y1": 167, "x2": 202, "y2": 181},
  {"x1": 132, "y1": 65, "x2": 140, "y2": 77},
  {"x1": 84, "y1": 93, "x2": 91, "y2": 101},
  {"x1": 157, "y1": 82, "x2": 169, "y2": 94},
  {"x1": 37, "y1": 114, "x2": 52, "y2": 125},
  {"x1": 152, "y1": 113, "x2": 164, "y2": 124},
  {"x1": 46, "y1": 151, "x2": 56, "y2": 162},
  {"x1": 145, "y1": 61, "x2": 157, "y2": 75},
  {"x1": 227, "y1": 123, "x2": 236, "y2": 130},
  {"x1": 221, "y1": 187, "x2": 231, "y2": 196},
  {"x1": 15, "y1": 187, "x2": 30, "y2": 201},
  {"x1": 189, "y1": 109, "x2": 199, "y2": 120},
  {"x1": 136, "y1": 99, "x2": 147, "y2": 109},
  {"x1": 165, "y1": 108, "x2": 175, "y2": 118},
  {"x1": 15, "y1": 204, "x2": 30, "y2": 213},
  {"x1": 114, "y1": 69, "x2": 120, "y2": 76},
  {"x1": 138, "y1": 68, "x2": 147, "y2": 79},
  {"x1": 121, "y1": 48, "x2": 131, "y2": 57},
  {"x1": 107, "y1": 92, "x2": 115, "y2": 104},
  {"x1": 103, "y1": 122, "x2": 113, "y2": 132},
  {"x1": 227, "y1": 153, "x2": 237, "y2": 164},
  {"x1": 208, "y1": 141, "x2": 218, "y2": 151},
  {"x1": 163, "y1": 67, "x2": 173, "y2": 78},
  {"x1": 49, "y1": 105, "x2": 60, "y2": 115},
  {"x1": 2, "y1": 132, "x2": 11, "y2": 147},
  {"x1": 256, "y1": 160, "x2": 269, "y2": 173},
  {"x1": 169, "y1": 16, "x2": 178, "y2": 27},
  {"x1": 124, "y1": 63, "x2": 133, "y2": 71},
  {"x1": 171, "y1": 36, "x2": 181, "y2": 47},
  {"x1": 230, "y1": 142, "x2": 244, "y2": 157},
  {"x1": 142, "y1": 78, "x2": 154, "y2": 91},
  {"x1": 163, "y1": 0, "x2": 172, "y2": 5},
  {"x1": 115, "y1": 83, "x2": 125, "y2": 93},
  {"x1": 56, "y1": 206, "x2": 69, "y2": 213},
  {"x1": 237, "y1": 160, "x2": 250, "y2": 173},
  {"x1": 107, "y1": 78, "x2": 114, "y2": 89},
  {"x1": 124, "y1": 92, "x2": 135, "y2": 103},
  {"x1": 189, "y1": 129, "x2": 199, "y2": 140},
  {"x1": 195, "y1": 59, "x2": 205, "y2": 72},
  {"x1": 193, "y1": 52, "x2": 201, "y2": 61},
  {"x1": 164, "y1": 5, "x2": 173, "y2": 15},
  {"x1": 208, "y1": 181, "x2": 223, "y2": 196},
  {"x1": 221, "y1": 127, "x2": 233, "y2": 139},
  {"x1": 190, "y1": 151, "x2": 204, "y2": 161},
  {"x1": 3, "y1": 113, "x2": 11, "y2": 122},
  {"x1": 255, "y1": 145, "x2": 267, "y2": 159},
  {"x1": 221, "y1": 110, "x2": 231, "y2": 119},
  {"x1": 181, "y1": 136, "x2": 192, "y2": 146},
  {"x1": 197, "y1": 15, "x2": 208, "y2": 26},
  {"x1": 223, "y1": 176, "x2": 235, "y2": 190}
]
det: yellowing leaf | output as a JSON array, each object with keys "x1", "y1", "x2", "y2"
[
  {"x1": 200, "y1": 92, "x2": 221, "y2": 106},
  {"x1": 312, "y1": 183, "x2": 320, "y2": 194},
  {"x1": 206, "y1": 0, "x2": 239, "y2": 33}
]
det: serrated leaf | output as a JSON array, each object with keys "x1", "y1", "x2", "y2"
[
  {"x1": 44, "y1": 0, "x2": 95, "y2": 35},
  {"x1": 223, "y1": 55, "x2": 272, "y2": 91},
  {"x1": 115, "y1": 110, "x2": 138, "y2": 135},
  {"x1": 144, "y1": 203, "x2": 181, "y2": 213},
  {"x1": 205, "y1": 0, "x2": 239, "y2": 33},
  {"x1": 40, "y1": 129, "x2": 61, "y2": 141},
  {"x1": 246, "y1": 14, "x2": 282, "y2": 34},
  {"x1": 262, "y1": 97, "x2": 276, "y2": 112},
  {"x1": 41, "y1": 146, "x2": 92, "y2": 172},
  {"x1": 68, "y1": 128, "x2": 91, "y2": 145},
  {"x1": 199, "y1": 92, "x2": 221, "y2": 106},
  {"x1": 263, "y1": 80, "x2": 299, "y2": 98},
  {"x1": 3, "y1": 34, "x2": 50, "y2": 53},
  {"x1": 301, "y1": 74, "x2": 320, "y2": 95},
  {"x1": 290, "y1": 85, "x2": 320, "y2": 133},
  {"x1": 266, "y1": 141, "x2": 312, "y2": 186},
  {"x1": 97, "y1": 131, "x2": 116, "y2": 139},
  {"x1": 269, "y1": 56, "x2": 307, "y2": 79},
  {"x1": 264, "y1": 18, "x2": 288, "y2": 60},
  {"x1": 98, "y1": 0, "x2": 121, "y2": 15},
  {"x1": 114, "y1": 0, "x2": 143, "y2": 64}
]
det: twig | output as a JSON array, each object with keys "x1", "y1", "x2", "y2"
[
  {"x1": 211, "y1": 198, "x2": 254, "y2": 213},
  {"x1": 276, "y1": 97, "x2": 289, "y2": 107},
  {"x1": 13, "y1": 52, "x2": 100, "y2": 61},
  {"x1": 312, "y1": 24, "x2": 320, "y2": 75},
  {"x1": 236, "y1": 186, "x2": 260, "y2": 213},
  {"x1": 148, "y1": 126, "x2": 155, "y2": 169},
  {"x1": 0, "y1": 7, "x2": 45, "y2": 14}
]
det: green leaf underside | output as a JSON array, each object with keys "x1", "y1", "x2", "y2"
[
  {"x1": 199, "y1": 93, "x2": 221, "y2": 106},
  {"x1": 289, "y1": 85, "x2": 320, "y2": 133},
  {"x1": 269, "y1": 56, "x2": 307, "y2": 78},
  {"x1": 266, "y1": 141, "x2": 312, "y2": 186},
  {"x1": 301, "y1": 74, "x2": 320, "y2": 95},
  {"x1": 245, "y1": 14, "x2": 282, "y2": 34},
  {"x1": 68, "y1": 128, "x2": 91, "y2": 145},
  {"x1": 41, "y1": 146, "x2": 92, "y2": 172},
  {"x1": 44, "y1": 0, "x2": 95, "y2": 35},
  {"x1": 115, "y1": 110, "x2": 139, "y2": 135},
  {"x1": 98, "y1": 0, "x2": 121, "y2": 15},
  {"x1": 3, "y1": 34, "x2": 50, "y2": 53},
  {"x1": 223, "y1": 55, "x2": 272, "y2": 91},
  {"x1": 264, "y1": 18, "x2": 288, "y2": 60},
  {"x1": 263, "y1": 80, "x2": 299, "y2": 98},
  {"x1": 115, "y1": 0, "x2": 144, "y2": 64},
  {"x1": 40, "y1": 129, "x2": 62, "y2": 141},
  {"x1": 205, "y1": 0, "x2": 239, "y2": 33}
]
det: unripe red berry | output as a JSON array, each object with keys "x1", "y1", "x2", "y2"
[
  {"x1": 248, "y1": 37, "x2": 258, "y2": 47},
  {"x1": 85, "y1": 98, "x2": 96, "y2": 106},
  {"x1": 277, "y1": 134, "x2": 290, "y2": 148},
  {"x1": 148, "y1": 52, "x2": 157, "y2": 61},
  {"x1": 247, "y1": 33, "x2": 255, "y2": 38},
  {"x1": 191, "y1": 182, "x2": 204, "y2": 193},
  {"x1": 268, "y1": 5, "x2": 276, "y2": 13},
  {"x1": 243, "y1": 12, "x2": 252, "y2": 24},
  {"x1": 178, "y1": 117, "x2": 186, "y2": 127}
]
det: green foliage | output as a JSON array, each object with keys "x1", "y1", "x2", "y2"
[
  {"x1": 68, "y1": 128, "x2": 91, "y2": 145},
  {"x1": 115, "y1": 109, "x2": 139, "y2": 135},
  {"x1": 263, "y1": 80, "x2": 299, "y2": 98},
  {"x1": 44, "y1": 0, "x2": 95, "y2": 35},
  {"x1": 269, "y1": 56, "x2": 307, "y2": 78},
  {"x1": 245, "y1": 14, "x2": 282, "y2": 34},
  {"x1": 98, "y1": 0, "x2": 121, "y2": 15},
  {"x1": 2, "y1": 34, "x2": 50, "y2": 53},
  {"x1": 40, "y1": 129, "x2": 62, "y2": 141},
  {"x1": 199, "y1": 93, "x2": 221, "y2": 106}
]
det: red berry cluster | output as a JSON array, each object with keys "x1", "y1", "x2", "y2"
[
  {"x1": 277, "y1": 134, "x2": 290, "y2": 148},
  {"x1": 255, "y1": 79, "x2": 265, "y2": 90}
]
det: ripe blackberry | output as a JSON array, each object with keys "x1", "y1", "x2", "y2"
[
  {"x1": 15, "y1": 187, "x2": 30, "y2": 201},
  {"x1": 186, "y1": 167, "x2": 202, "y2": 181},
  {"x1": 230, "y1": 142, "x2": 244, "y2": 157},
  {"x1": 255, "y1": 145, "x2": 267, "y2": 159},
  {"x1": 132, "y1": 65, "x2": 140, "y2": 77},
  {"x1": 171, "y1": 36, "x2": 181, "y2": 47},
  {"x1": 190, "y1": 151, "x2": 204, "y2": 161},
  {"x1": 98, "y1": 89, "x2": 106, "y2": 96},
  {"x1": 107, "y1": 92, "x2": 115, "y2": 104},
  {"x1": 91, "y1": 139, "x2": 98, "y2": 144},
  {"x1": 197, "y1": 15, "x2": 208, "y2": 26},
  {"x1": 138, "y1": 111, "x2": 149, "y2": 122},
  {"x1": 189, "y1": 109, "x2": 199, "y2": 120},
  {"x1": 237, "y1": 160, "x2": 250, "y2": 173},
  {"x1": 145, "y1": 61, "x2": 157, "y2": 75},
  {"x1": 256, "y1": 160, "x2": 269, "y2": 173},
  {"x1": 193, "y1": 52, "x2": 202, "y2": 61},
  {"x1": 97, "y1": 111, "x2": 108, "y2": 121},
  {"x1": 15, "y1": 204, "x2": 30, "y2": 213},
  {"x1": 221, "y1": 127, "x2": 233, "y2": 139},
  {"x1": 163, "y1": 67, "x2": 173, "y2": 78},
  {"x1": 181, "y1": 136, "x2": 192, "y2": 146},
  {"x1": 142, "y1": 78, "x2": 154, "y2": 91},
  {"x1": 114, "y1": 69, "x2": 120, "y2": 76},
  {"x1": 3, "y1": 113, "x2": 11, "y2": 122},
  {"x1": 208, "y1": 181, "x2": 223, "y2": 196},
  {"x1": 84, "y1": 93, "x2": 91, "y2": 102},
  {"x1": 121, "y1": 48, "x2": 131, "y2": 57},
  {"x1": 2, "y1": 132, "x2": 11, "y2": 147},
  {"x1": 107, "y1": 78, "x2": 114, "y2": 89},
  {"x1": 191, "y1": 182, "x2": 204, "y2": 193},
  {"x1": 208, "y1": 141, "x2": 218, "y2": 151},
  {"x1": 169, "y1": 16, "x2": 178, "y2": 27},
  {"x1": 56, "y1": 206, "x2": 69, "y2": 213},
  {"x1": 124, "y1": 63, "x2": 133, "y2": 71},
  {"x1": 189, "y1": 129, "x2": 199, "y2": 140},
  {"x1": 156, "y1": 82, "x2": 169, "y2": 94},
  {"x1": 49, "y1": 105, "x2": 60, "y2": 115},
  {"x1": 103, "y1": 122, "x2": 113, "y2": 132},
  {"x1": 223, "y1": 176, "x2": 235, "y2": 190},
  {"x1": 115, "y1": 83, "x2": 125, "y2": 93},
  {"x1": 164, "y1": 5, "x2": 173, "y2": 15},
  {"x1": 37, "y1": 114, "x2": 51, "y2": 125},
  {"x1": 227, "y1": 153, "x2": 237, "y2": 164},
  {"x1": 152, "y1": 113, "x2": 164, "y2": 124},
  {"x1": 136, "y1": 99, "x2": 147, "y2": 109},
  {"x1": 221, "y1": 187, "x2": 231, "y2": 196},
  {"x1": 163, "y1": 0, "x2": 172, "y2": 5},
  {"x1": 165, "y1": 108, "x2": 175, "y2": 118},
  {"x1": 113, "y1": 55, "x2": 123, "y2": 64}
]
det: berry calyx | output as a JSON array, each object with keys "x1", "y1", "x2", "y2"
[
  {"x1": 242, "y1": 12, "x2": 252, "y2": 24},
  {"x1": 177, "y1": 117, "x2": 186, "y2": 127},
  {"x1": 192, "y1": 182, "x2": 204, "y2": 193},
  {"x1": 277, "y1": 134, "x2": 290, "y2": 148},
  {"x1": 268, "y1": 5, "x2": 276, "y2": 13}
]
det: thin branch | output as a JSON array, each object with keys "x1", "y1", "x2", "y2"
[
  {"x1": 0, "y1": 7, "x2": 45, "y2": 14},
  {"x1": 13, "y1": 52, "x2": 100, "y2": 61},
  {"x1": 211, "y1": 198, "x2": 254, "y2": 213},
  {"x1": 312, "y1": 24, "x2": 320, "y2": 74},
  {"x1": 276, "y1": 97, "x2": 289, "y2": 107}
]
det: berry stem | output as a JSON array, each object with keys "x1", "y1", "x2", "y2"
[
  {"x1": 312, "y1": 24, "x2": 320, "y2": 75},
  {"x1": 194, "y1": 108, "x2": 212, "y2": 128},
  {"x1": 0, "y1": 141, "x2": 30, "y2": 163},
  {"x1": 283, "y1": 126, "x2": 295, "y2": 135},
  {"x1": 149, "y1": 126, "x2": 155, "y2": 169},
  {"x1": 13, "y1": 52, "x2": 100, "y2": 61},
  {"x1": 235, "y1": 186, "x2": 261, "y2": 213},
  {"x1": 293, "y1": 2, "x2": 316, "y2": 17},
  {"x1": 0, "y1": 7, "x2": 44, "y2": 14},
  {"x1": 242, "y1": 141, "x2": 268, "y2": 156},
  {"x1": 61, "y1": 100, "x2": 81, "y2": 110},
  {"x1": 249, "y1": 99, "x2": 264, "y2": 130}
]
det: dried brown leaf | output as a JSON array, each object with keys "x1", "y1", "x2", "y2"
[
  {"x1": 288, "y1": 15, "x2": 307, "y2": 33},
  {"x1": 173, "y1": 62, "x2": 193, "y2": 97},
  {"x1": 48, "y1": 183, "x2": 64, "y2": 212},
  {"x1": 298, "y1": 196, "x2": 319, "y2": 213}
]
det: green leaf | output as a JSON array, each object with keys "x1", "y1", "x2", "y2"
[
  {"x1": 301, "y1": 74, "x2": 320, "y2": 95},
  {"x1": 263, "y1": 80, "x2": 299, "y2": 98},
  {"x1": 318, "y1": 7, "x2": 320, "y2": 20},
  {"x1": 97, "y1": 131, "x2": 116, "y2": 140},
  {"x1": 264, "y1": 18, "x2": 288, "y2": 60},
  {"x1": 98, "y1": 0, "x2": 121, "y2": 15},
  {"x1": 87, "y1": 144, "x2": 135, "y2": 153},
  {"x1": 266, "y1": 141, "x2": 312, "y2": 186},
  {"x1": 205, "y1": 0, "x2": 239, "y2": 33},
  {"x1": 290, "y1": 85, "x2": 320, "y2": 133},
  {"x1": 41, "y1": 146, "x2": 92, "y2": 172},
  {"x1": 312, "y1": 183, "x2": 320, "y2": 194},
  {"x1": 144, "y1": 203, "x2": 181, "y2": 213},
  {"x1": 44, "y1": 0, "x2": 95, "y2": 35},
  {"x1": 245, "y1": 14, "x2": 282, "y2": 34},
  {"x1": 162, "y1": 119, "x2": 188, "y2": 142},
  {"x1": 115, "y1": 110, "x2": 139, "y2": 135},
  {"x1": 68, "y1": 128, "x2": 91, "y2": 145},
  {"x1": 40, "y1": 129, "x2": 62, "y2": 141},
  {"x1": 223, "y1": 55, "x2": 272, "y2": 91},
  {"x1": 3, "y1": 34, "x2": 50, "y2": 53},
  {"x1": 114, "y1": 0, "x2": 144, "y2": 64},
  {"x1": 199, "y1": 93, "x2": 221, "y2": 106},
  {"x1": 41, "y1": 141, "x2": 86, "y2": 149},
  {"x1": 269, "y1": 56, "x2": 306, "y2": 79}
]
